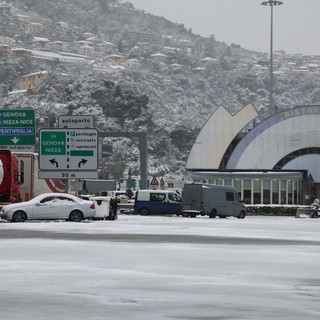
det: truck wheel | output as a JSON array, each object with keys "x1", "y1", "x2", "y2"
[
  {"x1": 237, "y1": 211, "x2": 246, "y2": 219},
  {"x1": 209, "y1": 209, "x2": 217, "y2": 219},
  {"x1": 69, "y1": 210, "x2": 83, "y2": 222},
  {"x1": 140, "y1": 208, "x2": 149, "y2": 215},
  {"x1": 12, "y1": 210, "x2": 27, "y2": 222}
]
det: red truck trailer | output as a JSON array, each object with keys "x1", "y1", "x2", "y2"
[{"x1": 0, "y1": 149, "x2": 67, "y2": 208}]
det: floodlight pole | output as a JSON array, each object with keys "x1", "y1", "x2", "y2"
[{"x1": 261, "y1": 0, "x2": 283, "y2": 114}]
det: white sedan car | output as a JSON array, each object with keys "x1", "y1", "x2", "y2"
[{"x1": 0, "y1": 193, "x2": 96, "y2": 222}]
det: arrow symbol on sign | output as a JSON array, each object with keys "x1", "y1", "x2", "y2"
[
  {"x1": 49, "y1": 159, "x2": 59, "y2": 168},
  {"x1": 11, "y1": 137, "x2": 20, "y2": 144},
  {"x1": 78, "y1": 159, "x2": 88, "y2": 168}
]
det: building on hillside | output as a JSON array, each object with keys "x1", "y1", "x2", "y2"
[
  {"x1": 0, "y1": 44, "x2": 13, "y2": 59},
  {"x1": 80, "y1": 45, "x2": 94, "y2": 55},
  {"x1": 83, "y1": 32, "x2": 95, "y2": 39},
  {"x1": 150, "y1": 53, "x2": 168, "y2": 64},
  {"x1": 21, "y1": 71, "x2": 47, "y2": 90},
  {"x1": 186, "y1": 104, "x2": 320, "y2": 205},
  {"x1": 76, "y1": 40, "x2": 94, "y2": 47},
  {"x1": 7, "y1": 89, "x2": 29, "y2": 96},
  {"x1": 31, "y1": 50, "x2": 88, "y2": 64},
  {"x1": 127, "y1": 31, "x2": 158, "y2": 43},
  {"x1": 200, "y1": 57, "x2": 218, "y2": 64},
  {"x1": 32, "y1": 37, "x2": 49, "y2": 48},
  {"x1": 14, "y1": 14, "x2": 32, "y2": 23},
  {"x1": 11, "y1": 48, "x2": 32, "y2": 59},
  {"x1": 124, "y1": 58, "x2": 140, "y2": 69},
  {"x1": 48, "y1": 41, "x2": 67, "y2": 51},
  {"x1": 105, "y1": 64, "x2": 125, "y2": 76},
  {"x1": 26, "y1": 22, "x2": 42, "y2": 34},
  {"x1": 0, "y1": 36, "x2": 16, "y2": 46},
  {"x1": 0, "y1": 2, "x2": 10, "y2": 15},
  {"x1": 95, "y1": 41, "x2": 115, "y2": 52},
  {"x1": 106, "y1": 54, "x2": 125, "y2": 65},
  {"x1": 56, "y1": 21, "x2": 69, "y2": 29}
]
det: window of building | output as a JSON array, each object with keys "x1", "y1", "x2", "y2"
[
  {"x1": 233, "y1": 179, "x2": 241, "y2": 193},
  {"x1": 294, "y1": 180, "x2": 299, "y2": 205},
  {"x1": 272, "y1": 180, "x2": 279, "y2": 204},
  {"x1": 287, "y1": 180, "x2": 293, "y2": 204},
  {"x1": 263, "y1": 180, "x2": 271, "y2": 204},
  {"x1": 243, "y1": 179, "x2": 251, "y2": 204},
  {"x1": 280, "y1": 180, "x2": 286, "y2": 204},
  {"x1": 253, "y1": 179, "x2": 261, "y2": 204}
]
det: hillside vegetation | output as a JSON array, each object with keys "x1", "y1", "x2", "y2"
[{"x1": 1, "y1": 0, "x2": 320, "y2": 180}]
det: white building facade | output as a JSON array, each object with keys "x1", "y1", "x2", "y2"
[{"x1": 187, "y1": 105, "x2": 320, "y2": 205}]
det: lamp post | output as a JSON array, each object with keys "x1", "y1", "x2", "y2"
[{"x1": 261, "y1": 0, "x2": 283, "y2": 114}]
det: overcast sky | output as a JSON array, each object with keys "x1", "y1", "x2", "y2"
[{"x1": 126, "y1": 0, "x2": 319, "y2": 56}]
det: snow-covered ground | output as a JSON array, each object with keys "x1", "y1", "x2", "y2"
[{"x1": 1, "y1": 215, "x2": 320, "y2": 320}]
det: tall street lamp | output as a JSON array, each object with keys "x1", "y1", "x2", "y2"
[{"x1": 261, "y1": 0, "x2": 283, "y2": 114}]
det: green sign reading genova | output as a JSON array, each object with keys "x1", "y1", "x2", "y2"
[
  {"x1": 0, "y1": 109, "x2": 36, "y2": 146},
  {"x1": 40, "y1": 130, "x2": 66, "y2": 155}
]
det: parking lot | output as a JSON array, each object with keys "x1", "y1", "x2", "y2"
[{"x1": 1, "y1": 215, "x2": 320, "y2": 320}]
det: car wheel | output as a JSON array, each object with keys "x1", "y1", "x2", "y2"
[
  {"x1": 12, "y1": 210, "x2": 27, "y2": 222},
  {"x1": 69, "y1": 210, "x2": 83, "y2": 222},
  {"x1": 140, "y1": 208, "x2": 149, "y2": 215},
  {"x1": 238, "y1": 211, "x2": 246, "y2": 219},
  {"x1": 209, "y1": 209, "x2": 217, "y2": 219}
]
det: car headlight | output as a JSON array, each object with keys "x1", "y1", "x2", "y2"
[{"x1": 0, "y1": 210, "x2": 7, "y2": 219}]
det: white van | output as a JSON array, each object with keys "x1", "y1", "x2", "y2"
[{"x1": 134, "y1": 189, "x2": 182, "y2": 215}]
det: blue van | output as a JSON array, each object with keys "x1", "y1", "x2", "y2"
[{"x1": 134, "y1": 190, "x2": 182, "y2": 215}]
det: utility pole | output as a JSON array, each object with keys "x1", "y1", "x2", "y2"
[{"x1": 261, "y1": 0, "x2": 284, "y2": 114}]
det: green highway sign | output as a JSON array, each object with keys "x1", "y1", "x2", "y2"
[
  {"x1": 0, "y1": 109, "x2": 36, "y2": 146},
  {"x1": 40, "y1": 131, "x2": 66, "y2": 155},
  {"x1": 39, "y1": 128, "x2": 98, "y2": 171}
]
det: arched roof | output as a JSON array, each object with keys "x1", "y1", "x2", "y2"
[
  {"x1": 186, "y1": 104, "x2": 258, "y2": 170},
  {"x1": 227, "y1": 105, "x2": 320, "y2": 171}
]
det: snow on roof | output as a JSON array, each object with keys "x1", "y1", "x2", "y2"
[
  {"x1": 192, "y1": 67, "x2": 206, "y2": 71},
  {"x1": 151, "y1": 53, "x2": 168, "y2": 57},
  {"x1": 200, "y1": 57, "x2": 217, "y2": 62},
  {"x1": 32, "y1": 37, "x2": 49, "y2": 42},
  {"x1": 8, "y1": 89, "x2": 28, "y2": 94},
  {"x1": 22, "y1": 70, "x2": 47, "y2": 77}
]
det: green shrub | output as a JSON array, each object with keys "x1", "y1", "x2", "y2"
[{"x1": 246, "y1": 205, "x2": 299, "y2": 216}]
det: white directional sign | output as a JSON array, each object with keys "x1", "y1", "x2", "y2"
[
  {"x1": 39, "y1": 128, "x2": 98, "y2": 171},
  {"x1": 58, "y1": 115, "x2": 94, "y2": 128},
  {"x1": 39, "y1": 171, "x2": 99, "y2": 179}
]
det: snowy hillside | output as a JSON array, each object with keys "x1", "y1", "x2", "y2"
[{"x1": 1, "y1": 0, "x2": 320, "y2": 180}]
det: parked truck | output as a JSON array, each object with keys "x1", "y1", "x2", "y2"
[
  {"x1": 181, "y1": 183, "x2": 246, "y2": 219},
  {"x1": 0, "y1": 149, "x2": 20, "y2": 206},
  {"x1": 0, "y1": 149, "x2": 67, "y2": 208}
]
